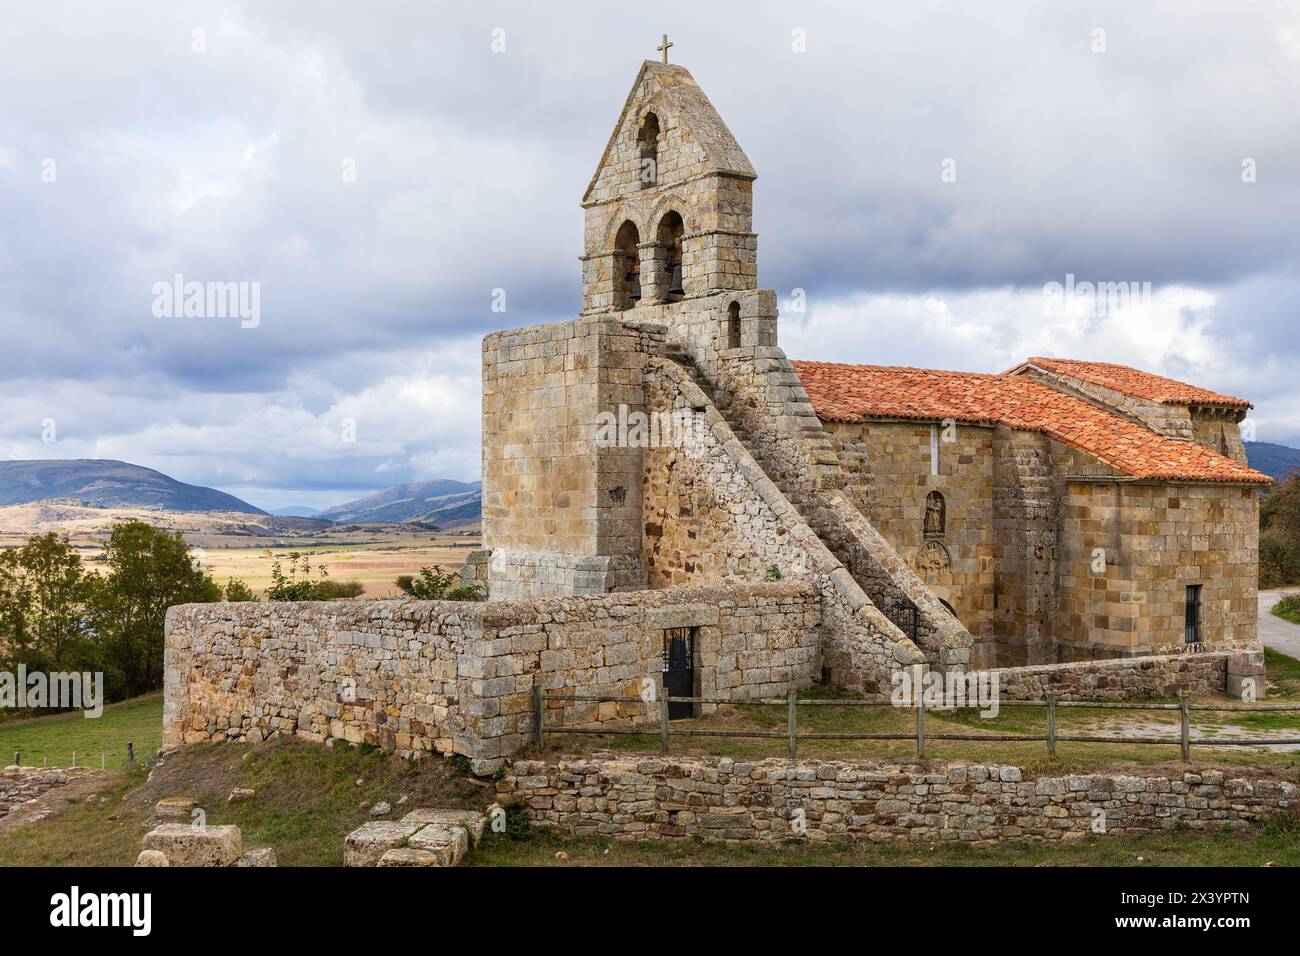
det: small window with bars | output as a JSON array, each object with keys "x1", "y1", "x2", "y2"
[{"x1": 1184, "y1": 584, "x2": 1203, "y2": 644}]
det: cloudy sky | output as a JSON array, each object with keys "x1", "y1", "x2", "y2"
[{"x1": 1, "y1": 1, "x2": 1297, "y2": 510}]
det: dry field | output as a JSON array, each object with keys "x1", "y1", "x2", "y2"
[
  {"x1": 199, "y1": 535, "x2": 481, "y2": 598},
  {"x1": 0, "y1": 502, "x2": 480, "y2": 598}
]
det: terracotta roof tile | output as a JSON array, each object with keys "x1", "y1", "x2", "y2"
[
  {"x1": 1017, "y1": 357, "x2": 1252, "y2": 408},
  {"x1": 792, "y1": 360, "x2": 1269, "y2": 485}
]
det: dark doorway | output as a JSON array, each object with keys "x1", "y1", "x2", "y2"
[{"x1": 662, "y1": 626, "x2": 696, "y2": 719}]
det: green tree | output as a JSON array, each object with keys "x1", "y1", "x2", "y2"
[
  {"x1": 395, "y1": 565, "x2": 483, "y2": 601},
  {"x1": 0, "y1": 533, "x2": 94, "y2": 675},
  {"x1": 1261, "y1": 471, "x2": 1300, "y2": 587},
  {"x1": 91, "y1": 522, "x2": 221, "y2": 698}
]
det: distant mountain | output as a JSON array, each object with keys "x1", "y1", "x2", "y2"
[
  {"x1": 316, "y1": 479, "x2": 481, "y2": 527},
  {"x1": 1246, "y1": 442, "x2": 1300, "y2": 482},
  {"x1": 0, "y1": 459, "x2": 265, "y2": 514},
  {"x1": 271, "y1": 506, "x2": 321, "y2": 517}
]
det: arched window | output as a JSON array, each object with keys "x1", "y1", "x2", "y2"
[
  {"x1": 924, "y1": 491, "x2": 946, "y2": 539},
  {"x1": 637, "y1": 113, "x2": 660, "y2": 189},
  {"x1": 613, "y1": 220, "x2": 641, "y2": 310},
  {"x1": 726, "y1": 300, "x2": 741, "y2": 349},
  {"x1": 656, "y1": 211, "x2": 684, "y2": 299}
]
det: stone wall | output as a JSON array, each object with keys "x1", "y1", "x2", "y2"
[
  {"x1": 0, "y1": 766, "x2": 97, "y2": 821},
  {"x1": 991, "y1": 427, "x2": 1064, "y2": 666},
  {"x1": 991, "y1": 651, "x2": 1232, "y2": 701},
  {"x1": 506, "y1": 755, "x2": 1297, "y2": 844},
  {"x1": 480, "y1": 316, "x2": 662, "y2": 598},
  {"x1": 826, "y1": 420, "x2": 997, "y2": 658},
  {"x1": 164, "y1": 583, "x2": 823, "y2": 774},
  {"x1": 638, "y1": 356, "x2": 928, "y2": 693},
  {"x1": 1056, "y1": 482, "x2": 1259, "y2": 658}
]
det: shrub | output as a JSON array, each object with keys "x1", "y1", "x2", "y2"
[{"x1": 395, "y1": 565, "x2": 483, "y2": 601}]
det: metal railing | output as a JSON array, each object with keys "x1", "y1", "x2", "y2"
[{"x1": 532, "y1": 687, "x2": 1300, "y2": 762}]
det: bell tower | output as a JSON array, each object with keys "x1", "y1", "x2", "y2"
[{"x1": 580, "y1": 56, "x2": 758, "y2": 314}]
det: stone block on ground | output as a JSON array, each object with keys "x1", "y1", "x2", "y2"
[
  {"x1": 141, "y1": 823, "x2": 243, "y2": 867},
  {"x1": 343, "y1": 820, "x2": 424, "y2": 867},
  {"x1": 1226, "y1": 673, "x2": 1266, "y2": 700},
  {"x1": 377, "y1": 847, "x2": 443, "y2": 867},
  {"x1": 134, "y1": 850, "x2": 169, "y2": 867},
  {"x1": 406, "y1": 823, "x2": 469, "y2": 867},
  {"x1": 400, "y1": 808, "x2": 488, "y2": 845},
  {"x1": 154, "y1": 796, "x2": 197, "y2": 821},
  {"x1": 227, "y1": 787, "x2": 256, "y2": 803},
  {"x1": 236, "y1": 847, "x2": 278, "y2": 867}
]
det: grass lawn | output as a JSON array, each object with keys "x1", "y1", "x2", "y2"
[
  {"x1": 0, "y1": 694, "x2": 163, "y2": 769},
  {"x1": 470, "y1": 822, "x2": 1300, "y2": 867}
]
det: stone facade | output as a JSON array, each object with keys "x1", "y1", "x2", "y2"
[
  {"x1": 505, "y1": 755, "x2": 1297, "y2": 844},
  {"x1": 826, "y1": 415, "x2": 1262, "y2": 666},
  {"x1": 1057, "y1": 482, "x2": 1259, "y2": 658}
]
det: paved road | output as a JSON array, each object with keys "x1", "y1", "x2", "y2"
[{"x1": 1259, "y1": 588, "x2": 1300, "y2": 658}]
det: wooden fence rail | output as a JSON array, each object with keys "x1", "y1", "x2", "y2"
[{"x1": 532, "y1": 687, "x2": 1300, "y2": 762}]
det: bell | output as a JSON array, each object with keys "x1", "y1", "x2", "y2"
[{"x1": 668, "y1": 263, "x2": 684, "y2": 295}]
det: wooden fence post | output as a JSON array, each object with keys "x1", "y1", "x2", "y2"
[
  {"x1": 532, "y1": 685, "x2": 543, "y2": 749},
  {"x1": 916, "y1": 695, "x2": 926, "y2": 759},
  {"x1": 787, "y1": 689, "x2": 797, "y2": 759},
  {"x1": 659, "y1": 692, "x2": 670, "y2": 755},
  {"x1": 1046, "y1": 692, "x2": 1057, "y2": 757},
  {"x1": 1179, "y1": 691, "x2": 1190, "y2": 762}
]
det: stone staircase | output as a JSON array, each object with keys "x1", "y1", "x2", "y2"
[{"x1": 656, "y1": 341, "x2": 974, "y2": 670}]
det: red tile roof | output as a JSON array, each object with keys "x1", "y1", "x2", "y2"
[
  {"x1": 1014, "y1": 357, "x2": 1252, "y2": 409},
  {"x1": 792, "y1": 360, "x2": 1270, "y2": 484}
]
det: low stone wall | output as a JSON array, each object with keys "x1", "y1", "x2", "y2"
[
  {"x1": 505, "y1": 755, "x2": 1297, "y2": 844},
  {"x1": 0, "y1": 766, "x2": 98, "y2": 820},
  {"x1": 164, "y1": 582, "x2": 820, "y2": 773},
  {"x1": 990, "y1": 651, "x2": 1241, "y2": 701}
]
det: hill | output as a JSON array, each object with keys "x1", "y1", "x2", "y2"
[
  {"x1": 271, "y1": 506, "x2": 321, "y2": 518},
  {"x1": 0, "y1": 459, "x2": 264, "y2": 514},
  {"x1": 1245, "y1": 442, "x2": 1300, "y2": 482},
  {"x1": 316, "y1": 479, "x2": 481, "y2": 528}
]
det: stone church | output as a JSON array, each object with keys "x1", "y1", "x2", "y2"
[
  {"x1": 164, "y1": 55, "x2": 1269, "y2": 770},
  {"x1": 474, "y1": 56, "x2": 1269, "y2": 668}
]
